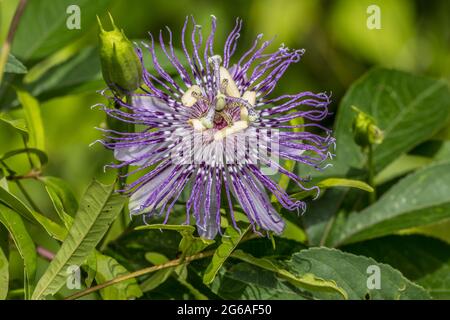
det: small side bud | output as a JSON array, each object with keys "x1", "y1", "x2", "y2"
[
  {"x1": 352, "y1": 106, "x2": 384, "y2": 148},
  {"x1": 98, "y1": 13, "x2": 142, "y2": 95}
]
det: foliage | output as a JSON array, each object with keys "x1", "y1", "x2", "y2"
[{"x1": 0, "y1": 0, "x2": 449, "y2": 300}]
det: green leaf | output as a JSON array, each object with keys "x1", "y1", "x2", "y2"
[
  {"x1": 0, "y1": 148, "x2": 48, "y2": 166},
  {"x1": 328, "y1": 161, "x2": 450, "y2": 246},
  {"x1": 302, "y1": 189, "x2": 348, "y2": 246},
  {"x1": 402, "y1": 218, "x2": 450, "y2": 245},
  {"x1": 212, "y1": 262, "x2": 309, "y2": 299},
  {"x1": 12, "y1": 0, "x2": 112, "y2": 62},
  {"x1": 232, "y1": 250, "x2": 347, "y2": 299},
  {"x1": 288, "y1": 247, "x2": 430, "y2": 299},
  {"x1": 344, "y1": 235, "x2": 450, "y2": 299},
  {"x1": 5, "y1": 54, "x2": 27, "y2": 74},
  {"x1": 85, "y1": 252, "x2": 142, "y2": 300},
  {"x1": 140, "y1": 253, "x2": 173, "y2": 293},
  {"x1": 0, "y1": 245, "x2": 8, "y2": 300},
  {"x1": 45, "y1": 186, "x2": 73, "y2": 230},
  {"x1": 203, "y1": 225, "x2": 250, "y2": 285},
  {"x1": 0, "y1": 184, "x2": 67, "y2": 241},
  {"x1": 0, "y1": 113, "x2": 28, "y2": 139},
  {"x1": 334, "y1": 68, "x2": 450, "y2": 174},
  {"x1": 290, "y1": 178, "x2": 373, "y2": 200},
  {"x1": 21, "y1": 43, "x2": 185, "y2": 106},
  {"x1": 39, "y1": 176, "x2": 78, "y2": 215},
  {"x1": 0, "y1": 203, "x2": 37, "y2": 299},
  {"x1": 24, "y1": 46, "x2": 104, "y2": 102},
  {"x1": 31, "y1": 180, "x2": 125, "y2": 299},
  {"x1": 317, "y1": 178, "x2": 374, "y2": 192},
  {"x1": 16, "y1": 89, "x2": 45, "y2": 168},
  {"x1": 374, "y1": 154, "x2": 433, "y2": 185},
  {"x1": 136, "y1": 224, "x2": 214, "y2": 256}
]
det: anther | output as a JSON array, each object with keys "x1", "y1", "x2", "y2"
[
  {"x1": 181, "y1": 85, "x2": 202, "y2": 107},
  {"x1": 219, "y1": 67, "x2": 240, "y2": 98}
]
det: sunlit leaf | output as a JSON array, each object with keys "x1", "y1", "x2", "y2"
[
  {"x1": 32, "y1": 180, "x2": 125, "y2": 299},
  {"x1": 203, "y1": 225, "x2": 250, "y2": 285},
  {"x1": 12, "y1": 0, "x2": 112, "y2": 62},
  {"x1": 328, "y1": 161, "x2": 450, "y2": 247},
  {"x1": 0, "y1": 203, "x2": 36, "y2": 299},
  {"x1": 16, "y1": 89, "x2": 45, "y2": 168}
]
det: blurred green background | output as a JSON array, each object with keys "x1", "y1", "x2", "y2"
[{"x1": 0, "y1": 0, "x2": 449, "y2": 200}]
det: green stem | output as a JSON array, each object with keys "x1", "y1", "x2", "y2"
[
  {"x1": 64, "y1": 250, "x2": 215, "y2": 300},
  {"x1": 0, "y1": 159, "x2": 40, "y2": 211},
  {"x1": 367, "y1": 145, "x2": 376, "y2": 204},
  {"x1": 0, "y1": 0, "x2": 28, "y2": 84},
  {"x1": 67, "y1": 228, "x2": 261, "y2": 300},
  {"x1": 14, "y1": 179, "x2": 40, "y2": 212}
]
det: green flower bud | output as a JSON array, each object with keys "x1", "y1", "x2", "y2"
[
  {"x1": 352, "y1": 106, "x2": 384, "y2": 148},
  {"x1": 98, "y1": 13, "x2": 142, "y2": 95}
]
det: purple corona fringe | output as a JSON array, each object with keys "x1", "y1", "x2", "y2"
[{"x1": 98, "y1": 16, "x2": 334, "y2": 239}]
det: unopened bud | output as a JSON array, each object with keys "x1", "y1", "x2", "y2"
[
  {"x1": 352, "y1": 106, "x2": 384, "y2": 148},
  {"x1": 98, "y1": 13, "x2": 142, "y2": 95}
]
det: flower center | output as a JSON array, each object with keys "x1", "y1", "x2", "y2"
[{"x1": 182, "y1": 55, "x2": 259, "y2": 140}]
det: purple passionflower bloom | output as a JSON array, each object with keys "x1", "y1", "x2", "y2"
[{"x1": 98, "y1": 16, "x2": 333, "y2": 239}]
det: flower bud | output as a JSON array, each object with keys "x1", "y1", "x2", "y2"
[
  {"x1": 98, "y1": 13, "x2": 142, "y2": 95},
  {"x1": 352, "y1": 106, "x2": 384, "y2": 148}
]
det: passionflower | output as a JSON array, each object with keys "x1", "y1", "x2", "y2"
[{"x1": 97, "y1": 16, "x2": 334, "y2": 239}]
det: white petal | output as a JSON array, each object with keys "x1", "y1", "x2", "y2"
[{"x1": 129, "y1": 165, "x2": 177, "y2": 214}]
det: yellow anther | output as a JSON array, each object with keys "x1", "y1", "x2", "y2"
[
  {"x1": 219, "y1": 67, "x2": 240, "y2": 98},
  {"x1": 181, "y1": 85, "x2": 202, "y2": 107},
  {"x1": 242, "y1": 91, "x2": 256, "y2": 107}
]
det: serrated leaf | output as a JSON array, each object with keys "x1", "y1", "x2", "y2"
[
  {"x1": 289, "y1": 247, "x2": 430, "y2": 299},
  {"x1": 334, "y1": 68, "x2": 450, "y2": 174},
  {"x1": 85, "y1": 252, "x2": 142, "y2": 300},
  {"x1": 328, "y1": 161, "x2": 450, "y2": 246},
  {"x1": 203, "y1": 225, "x2": 250, "y2": 285},
  {"x1": 212, "y1": 262, "x2": 309, "y2": 299},
  {"x1": 32, "y1": 180, "x2": 125, "y2": 299},
  {"x1": 0, "y1": 203, "x2": 36, "y2": 299},
  {"x1": 5, "y1": 54, "x2": 27, "y2": 74},
  {"x1": 344, "y1": 235, "x2": 450, "y2": 299},
  {"x1": 232, "y1": 250, "x2": 347, "y2": 299}
]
